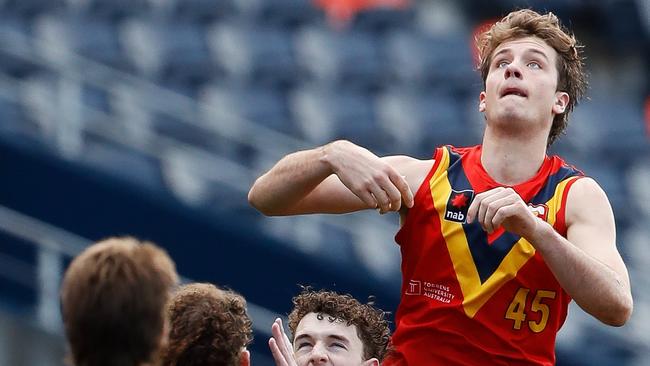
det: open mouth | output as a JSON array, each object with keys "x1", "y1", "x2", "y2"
[{"x1": 501, "y1": 88, "x2": 528, "y2": 98}]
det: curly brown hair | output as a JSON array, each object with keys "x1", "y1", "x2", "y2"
[
  {"x1": 60, "y1": 237, "x2": 178, "y2": 366},
  {"x1": 162, "y1": 283, "x2": 253, "y2": 366},
  {"x1": 287, "y1": 289, "x2": 390, "y2": 362},
  {"x1": 477, "y1": 9, "x2": 587, "y2": 146}
]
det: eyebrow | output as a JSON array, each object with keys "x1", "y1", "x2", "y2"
[
  {"x1": 492, "y1": 47, "x2": 550, "y2": 62},
  {"x1": 294, "y1": 334, "x2": 351, "y2": 344},
  {"x1": 294, "y1": 334, "x2": 313, "y2": 344}
]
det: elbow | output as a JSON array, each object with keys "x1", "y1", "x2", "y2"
[
  {"x1": 247, "y1": 186, "x2": 281, "y2": 216},
  {"x1": 247, "y1": 187, "x2": 267, "y2": 215},
  {"x1": 600, "y1": 297, "x2": 633, "y2": 327}
]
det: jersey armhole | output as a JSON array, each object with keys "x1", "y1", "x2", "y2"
[
  {"x1": 395, "y1": 147, "x2": 447, "y2": 243},
  {"x1": 554, "y1": 176, "x2": 583, "y2": 237}
]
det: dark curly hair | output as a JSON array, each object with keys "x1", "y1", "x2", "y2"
[
  {"x1": 287, "y1": 289, "x2": 390, "y2": 362},
  {"x1": 477, "y1": 9, "x2": 587, "y2": 146},
  {"x1": 162, "y1": 283, "x2": 253, "y2": 366}
]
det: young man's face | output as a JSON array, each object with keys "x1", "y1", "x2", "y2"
[
  {"x1": 293, "y1": 312, "x2": 377, "y2": 366},
  {"x1": 479, "y1": 36, "x2": 569, "y2": 135}
]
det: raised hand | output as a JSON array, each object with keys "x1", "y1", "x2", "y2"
[
  {"x1": 269, "y1": 318, "x2": 298, "y2": 366},
  {"x1": 323, "y1": 140, "x2": 414, "y2": 214}
]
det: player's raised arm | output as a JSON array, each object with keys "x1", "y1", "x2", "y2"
[{"x1": 248, "y1": 140, "x2": 416, "y2": 216}]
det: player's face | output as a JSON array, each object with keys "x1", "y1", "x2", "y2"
[
  {"x1": 293, "y1": 312, "x2": 375, "y2": 366},
  {"x1": 479, "y1": 36, "x2": 569, "y2": 135}
]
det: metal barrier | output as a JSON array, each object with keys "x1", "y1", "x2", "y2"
[{"x1": 0, "y1": 204, "x2": 280, "y2": 336}]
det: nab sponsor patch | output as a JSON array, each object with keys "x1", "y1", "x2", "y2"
[{"x1": 444, "y1": 189, "x2": 474, "y2": 223}]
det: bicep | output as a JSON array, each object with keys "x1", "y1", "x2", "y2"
[{"x1": 566, "y1": 178, "x2": 630, "y2": 283}]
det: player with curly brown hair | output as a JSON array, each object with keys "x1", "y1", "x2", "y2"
[
  {"x1": 250, "y1": 8, "x2": 633, "y2": 365},
  {"x1": 60, "y1": 237, "x2": 179, "y2": 366},
  {"x1": 162, "y1": 283, "x2": 253, "y2": 366},
  {"x1": 268, "y1": 289, "x2": 390, "y2": 366}
]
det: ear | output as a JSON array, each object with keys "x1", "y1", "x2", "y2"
[
  {"x1": 479, "y1": 91, "x2": 487, "y2": 112},
  {"x1": 240, "y1": 349, "x2": 250, "y2": 366},
  {"x1": 362, "y1": 358, "x2": 380, "y2": 366},
  {"x1": 552, "y1": 92, "x2": 569, "y2": 114}
]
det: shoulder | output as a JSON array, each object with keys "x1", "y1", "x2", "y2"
[{"x1": 566, "y1": 177, "x2": 613, "y2": 226}]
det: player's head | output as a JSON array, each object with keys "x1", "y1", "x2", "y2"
[
  {"x1": 162, "y1": 283, "x2": 253, "y2": 366},
  {"x1": 477, "y1": 9, "x2": 586, "y2": 145},
  {"x1": 60, "y1": 236, "x2": 179, "y2": 366},
  {"x1": 287, "y1": 289, "x2": 390, "y2": 366}
]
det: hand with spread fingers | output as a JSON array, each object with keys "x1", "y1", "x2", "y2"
[
  {"x1": 269, "y1": 318, "x2": 298, "y2": 366},
  {"x1": 466, "y1": 187, "x2": 541, "y2": 239}
]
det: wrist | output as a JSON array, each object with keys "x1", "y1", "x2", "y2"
[
  {"x1": 527, "y1": 219, "x2": 555, "y2": 249},
  {"x1": 319, "y1": 140, "x2": 347, "y2": 173}
]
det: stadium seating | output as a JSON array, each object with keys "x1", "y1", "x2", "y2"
[
  {"x1": 207, "y1": 22, "x2": 298, "y2": 87},
  {"x1": 0, "y1": 1, "x2": 647, "y2": 365}
]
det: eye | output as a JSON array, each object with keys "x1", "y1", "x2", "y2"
[
  {"x1": 496, "y1": 60, "x2": 509, "y2": 68},
  {"x1": 331, "y1": 342, "x2": 347, "y2": 350},
  {"x1": 527, "y1": 61, "x2": 541, "y2": 69},
  {"x1": 296, "y1": 342, "x2": 312, "y2": 350}
]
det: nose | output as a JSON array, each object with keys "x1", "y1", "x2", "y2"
[
  {"x1": 309, "y1": 344, "x2": 329, "y2": 365},
  {"x1": 504, "y1": 62, "x2": 522, "y2": 79}
]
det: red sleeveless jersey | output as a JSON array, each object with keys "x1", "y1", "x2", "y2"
[{"x1": 384, "y1": 145, "x2": 583, "y2": 366}]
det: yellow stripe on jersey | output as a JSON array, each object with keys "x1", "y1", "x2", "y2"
[{"x1": 428, "y1": 149, "x2": 580, "y2": 318}]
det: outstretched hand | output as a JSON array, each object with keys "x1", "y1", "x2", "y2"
[
  {"x1": 269, "y1": 318, "x2": 298, "y2": 366},
  {"x1": 466, "y1": 187, "x2": 540, "y2": 239},
  {"x1": 324, "y1": 140, "x2": 414, "y2": 214}
]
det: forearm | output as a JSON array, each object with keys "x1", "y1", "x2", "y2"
[
  {"x1": 529, "y1": 223, "x2": 632, "y2": 326},
  {"x1": 248, "y1": 146, "x2": 332, "y2": 216}
]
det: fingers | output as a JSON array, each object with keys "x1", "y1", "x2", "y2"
[
  {"x1": 491, "y1": 204, "x2": 517, "y2": 230},
  {"x1": 467, "y1": 188, "x2": 521, "y2": 233},
  {"x1": 269, "y1": 337, "x2": 289, "y2": 366},
  {"x1": 371, "y1": 169, "x2": 413, "y2": 214},
  {"x1": 468, "y1": 187, "x2": 500, "y2": 224},
  {"x1": 278, "y1": 318, "x2": 293, "y2": 355},
  {"x1": 271, "y1": 318, "x2": 294, "y2": 362},
  {"x1": 369, "y1": 185, "x2": 392, "y2": 214},
  {"x1": 389, "y1": 171, "x2": 414, "y2": 208}
]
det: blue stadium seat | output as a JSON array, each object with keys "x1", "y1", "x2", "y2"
[
  {"x1": 0, "y1": 92, "x2": 38, "y2": 141},
  {"x1": 385, "y1": 29, "x2": 479, "y2": 94},
  {"x1": 66, "y1": 0, "x2": 150, "y2": 19},
  {"x1": 232, "y1": 0, "x2": 322, "y2": 27},
  {"x1": 81, "y1": 134, "x2": 166, "y2": 190},
  {"x1": 33, "y1": 15, "x2": 130, "y2": 71},
  {"x1": 0, "y1": 17, "x2": 42, "y2": 77},
  {"x1": 207, "y1": 22, "x2": 298, "y2": 88},
  {"x1": 120, "y1": 19, "x2": 215, "y2": 86},
  {"x1": 0, "y1": 0, "x2": 64, "y2": 17},
  {"x1": 295, "y1": 26, "x2": 386, "y2": 91},
  {"x1": 352, "y1": 7, "x2": 415, "y2": 33},
  {"x1": 376, "y1": 88, "x2": 474, "y2": 155},
  {"x1": 567, "y1": 97, "x2": 648, "y2": 159},
  {"x1": 17, "y1": 73, "x2": 59, "y2": 137},
  {"x1": 290, "y1": 86, "x2": 382, "y2": 149},
  {"x1": 200, "y1": 83, "x2": 293, "y2": 135},
  {"x1": 165, "y1": 0, "x2": 235, "y2": 23}
]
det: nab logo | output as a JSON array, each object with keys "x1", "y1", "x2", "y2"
[
  {"x1": 528, "y1": 203, "x2": 549, "y2": 221},
  {"x1": 444, "y1": 189, "x2": 474, "y2": 223}
]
